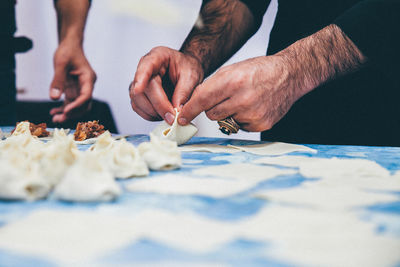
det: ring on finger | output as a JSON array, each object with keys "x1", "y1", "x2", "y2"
[{"x1": 218, "y1": 116, "x2": 240, "y2": 135}]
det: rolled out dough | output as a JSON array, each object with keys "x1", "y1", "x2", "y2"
[
  {"x1": 126, "y1": 174, "x2": 258, "y2": 198},
  {"x1": 228, "y1": 142, "x2": 317, "y2": 156},
  {"x1": 193, "y1": 163, "x2": 296, "y2": 183},
  {"x1": 179, "y1": 144, "x2": 241, "y2": 153}
]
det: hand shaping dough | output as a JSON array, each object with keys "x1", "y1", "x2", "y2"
[
  {"x1": 53, "y1": 152, "x2": 121, "y2": 202},
  {"x1": 151, "y1": 108, "x2": 197, "y2": 145},
  {"x1": 138, "y1": 133, "x2": 182, "y2": 171}
]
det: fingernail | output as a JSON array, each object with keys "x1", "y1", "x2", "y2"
[
  {"x1": 51, "y1": 88, "x2": 61, "y2": 97},
  {"x1": 178, "y1": 117, "x2": 187, "y2": 125},
  {"x1": 165, "y1": 112, "x2": 175, "y2": 125}
]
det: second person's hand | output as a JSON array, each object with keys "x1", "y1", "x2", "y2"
[{"x1": 49, "y1": 40, "x2": 96, "y2": 123}]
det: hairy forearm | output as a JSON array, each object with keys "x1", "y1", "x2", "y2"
[
  {"x1": 181, "y1": 0, "x2": 264, "y2": 77},
  {"x1": 276, "y1": 24, "x2": 367, "y2": 99},
  {"x1": 54, "y1": 0, "x2": 91, "y2": 44}
]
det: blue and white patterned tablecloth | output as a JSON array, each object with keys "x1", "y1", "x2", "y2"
[{"x1": 0, "y1": 132, "x2": 399, "y2": 267}]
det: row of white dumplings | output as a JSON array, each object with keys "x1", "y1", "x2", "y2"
[{"x1": 0, "y1": 122, "x2": 182, "y2": 202}]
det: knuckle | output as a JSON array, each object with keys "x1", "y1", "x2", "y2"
[
  {"x1": 241, "y1": 93, "x2": 254, "y2": 107},
  {"x1": 188, "y1": 70, "x2": 199, "y2": 83},
  {"x1": 196, "y1": 92, "x2": 208, "y2": 107},
  {"x1": 205, "y1": 110, "x2": 218, "y2": 121},
  {"x1": 91, "y1": 72, "x2": 97, "y2": 82},
  {"x1": 254, "y1": 110, "x2": 265, "y2": 121},
  {"x1": 234, "y1": 71, "x2": 249, "y2": 88},
  {"x1": 205, "y1": 111, "x2": 214, "y2": 121}
]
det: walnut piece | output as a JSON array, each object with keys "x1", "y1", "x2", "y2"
[{"x1": 74, "y1": 120, "x2": 105, "y2": 141}]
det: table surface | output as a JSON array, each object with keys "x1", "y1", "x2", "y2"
[{"x1": 0, "y1": 131, "x2": 399, "y2": 267}]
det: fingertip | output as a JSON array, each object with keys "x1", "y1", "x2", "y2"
[
  {"x1": 178, "y1": 117, "x2": 187, "y2": 126},
  {"x1": 164, "y1": 112, "x2": 175, "y2": 125},
  {"x1": 52, "y1": 114, "x2": 65, "y2": 123},
  {"x1": 50, "y1": 88, "x2": 62, "y2": 99},
  {"x1": 132, "y1": 81, "x2": 144, "y2": 96}
]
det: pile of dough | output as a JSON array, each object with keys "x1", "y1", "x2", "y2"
[
  {"x1": 53, "y1": 151, "x2": 121, "y2": 202},
  {"x1": 89, "y1": 131, "x2": 149, "y2": 178},
  {"x1": 138, "y1": 133, "x2": 182, "y2": 171},
  {"x1": 151, "y1": 108, "x2": 197, "y2": 145},
  {"x1": 40, "y1": 129, "x2": 79, "y2": 186},
  {"x1": 0, "y1": 122, "x2": 184, "y2": 202},
  {"x1": 0, "y1": 152, "x2": 50, "y2": 201}
]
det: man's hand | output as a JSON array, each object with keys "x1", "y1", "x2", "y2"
[
  {"x1": 179, "y1": 56, "x2": 298, "y2": 131},
  {"x1": 49, "y1": 40, "x2": 96, "y2": 123},
  {"x1": 179, "y1": 24, "x2": 367, "y2": 132},
  {"x1": 129, "y1": 46, "x2": 204, "y2": 124}
]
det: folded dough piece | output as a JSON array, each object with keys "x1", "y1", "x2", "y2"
[
  {"x1": 88, "y1": 131, "x2": 114, "y2": 154},
  {"x1": 151, "y1": 108, "x2": 197, "y2": 145},
  {"x1": 89, "y1": 132, "x2": 148, "y2": 178},
  {"x1": 109, "y1": 139, "x2": 149, "y2": 178},
  {"x1": 0, "y1": 156, "x2": 50, "y2": 201},
  {"x1": 138, "y1": 133, "x2": 182, "y2": 171},
  {"x1": 53, "y1": 152, "x2": 121, "y2": 202},
  {"x1": 0, "y1": 122, "x2": 45, "y2": 161},
  {"x1": 40, "y1": 129, "x2": 78, "y2": 186},
  {"x1": 11, "y1": 121, "x2": 31, "y2": 136}
]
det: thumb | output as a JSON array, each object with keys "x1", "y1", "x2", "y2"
[{"x1": 50, "y1": 65, "x2": 66, "y2": 100}]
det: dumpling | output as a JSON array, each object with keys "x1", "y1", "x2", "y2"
[
  {"x1": 89, "y1": 132, "x2": 148, "y2": 178},
  {"x1": 11, "y1": 121, "x2": 31, "y2": 136},
  {"x1": 53, "y1": 151, "x2": 121, "y2": 202},
  {"x1": 0, "y1": 154, "x2": 50, "y2": 201},
  {"x1": 88, "y1": 131, "x2": 114, "y2": 154},
  {"x1": 151, "y1": 108, "x2": 197, "y2": 145},
  {"x1": 40, "y1": 129, "x2": 78, "y2": 186},
  {"x1": 109, "y1": 139, "x2": 149, "y2": 178},
  {"x1": 0, "y1": 123, "x2": 45, "y2": 161},
  {"x1": 138, "y1": 133, "x2": 182, "y2": 171}
]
